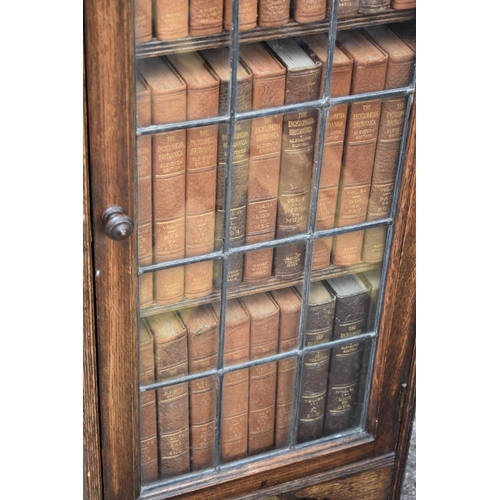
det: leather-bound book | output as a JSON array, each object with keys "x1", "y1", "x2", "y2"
[
  {"x1": 178, "y1": 304, "x2": 219, "y2": 471},
  {"x1": 301, "y1": 35, "x2": 353, "y2": 271},
  {"x1": 361, "y1": 25, "x2": 415, "y2": 263},
  {"x1": 167, "y1": 52, "x2": 220, "y2": 299},
  {"x1": 189, "y1": 0, "x2": 224, "y2": 36},
  {"x1": 389, "y1": 21, "x2": 416, "y2": 51},
  {"x1": 139, "y1": 321, "x2": 158, "y2": 482},
  {"x1": 223, "y1": 0, "x2": 257, "y2": 31},
  {"x1": 135, "y1": 0, "x2": 152, "y2": 43},
  {"x1": 140, "y1": 57, "x2": 187, "y2": 306},
  {"x1": 391, "y1": 0, "x2": 415, "y2": 9},
  {"x1": 359, "y1": 268, "x2": 380, "y2": 332},
  {"x1": 358, "y1": 0, "x2": 390, "y2": 14},
  {"x1": 295, "y1": 281, "x2": 336, "y2": 443},
  {"x1": 213, "y1": 299, "x2": 250, "y2": 463},
  {"x1": 154, "y1": 0, "x2": 188, "y2": 40},
  {"x1": 266, "y1": 38, "x2": 322, "y2": 279},
  {"x1": 146, "y1": 312, "x2": 190, "y2": 477},
  {"x1": 136, "y1": 75, "x2": 154, "y2": 309},
  {"x1": 258, "y1": 0, "x2": 290, "y2": 27},
  {"x1": 327, "y1": 0, "x2": 361, "y2": 19},
  {"x1": 239, "y1": 43, "x2": 286, "y2": 284},
  {"x1": 293, "y1": 0, "x2": 326, "y2": 23},
  {"x1": 270, "y1": 287, "x2": 301, "y2": 448},
  {"x1": 324, "y1": 274, "x2": 369, "y2": 435},
  {"x1": 240, "y1": 292, "x2": 280, "y2": 455},
  {"x1": 333, "y1": 30, "x2": 388, "y2": 266},
  {"x1": 201, "y1": 48, "x2": 252, "y2": 288}
]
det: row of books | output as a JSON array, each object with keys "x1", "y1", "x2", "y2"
[
  {"x1": 136, "y1": 24, "x2": 416, "y2": 310},
  {"x1": 139, "y1": 271, "x2": 380, "y2": 482},
  {"x1": 135, "y1": 0, "x2": 416, "y2": 43}
]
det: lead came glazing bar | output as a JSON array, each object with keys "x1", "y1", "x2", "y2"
[
  {"x1": 211, "y1": 0, "x2": 243, "y2": 469},
  {"x1": 137, "y1": 87, "x2": 413, "y2": 136},
  {"x1": 139, "y1": 331, "x2": 376, "y2": 393}
]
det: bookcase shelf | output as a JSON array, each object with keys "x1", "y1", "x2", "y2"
[
  {"x1": 135, "y1": 9, "x2": 416, "y2": 58},
  {"x1": 140, "y1": 261, "x2": 380, "y2": 316}
]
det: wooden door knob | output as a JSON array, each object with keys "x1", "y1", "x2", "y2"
[{"x1": 101, "y1": 206, "x2": 133, "y2": 241}]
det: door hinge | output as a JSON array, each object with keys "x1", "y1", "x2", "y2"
[{"x1": 397, "y1": 383, "x2": 408, "y2": 422}]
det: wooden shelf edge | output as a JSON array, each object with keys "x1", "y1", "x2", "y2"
[
  {"x1": 140, "y1": 261, "x2": 381, "y2": 317},
  {"x1": 136, "y1": 10, "x2": 416, "y2": 58}
]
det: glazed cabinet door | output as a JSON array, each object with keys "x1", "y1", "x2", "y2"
[{"x1": 83, "y1": 0, "x2": 416, "y2": 498}]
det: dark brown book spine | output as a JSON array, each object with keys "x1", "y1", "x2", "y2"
[
  {"x1": 240, "y1": 45, "x2": 286, "y2": 284},
  {"x1": 179, "y1": 305, "x2": 219, "y2": 471},
  {"x1": 189, "y1": 0, "x2": 224, "y2": 36},
  {"x1": 293, "y1": 0, "x2": 326, "y2": 23},
  {"x1": 217, "y1": 300, "x2": 250, "y2": 463},
  {"x1": 296, "y1": 283, "x2": 336, "y2": 443},
  {"x1": 241, "y1": 293, "x2": 280, "y2": 455},
  {"x1": 358, "y1": 0, "x2": 391, "y2": 13},
  {"x1": 361, "y1": 26, "x2": 415, "y2": 263},
  {"x1": 213, "y1": 71, "x2": 252, "y2": 287},
  {"x1": 136, "y1": 77, "x2": 154, "y2": 310},
  {"x1": 223, "y1": 0, "x2": 258, "y2": 31},
  {"x1": 273, "y1": 60, "x2": 322, "y2": 278},
  {"x1": 154, "y1": 0, "x2": 189, "y2": 40},
  {"x1": 258, "y1": 0, "x2": 291, "y2": 27},
  {"x1": 139, "y1": 322, "x2": 158, "y2": 482},
  {"x1": 150, "y1": 316, "x2": 190, "y2": 477},
  {"x1": 324, "y1": 276, "x2": 369, "y2": 435},
  {"x1": 333, "y1": 31, "x2": 388, "y2": 267},
  {"x1": 135, "y1": 0, "x2": 152, "y2": 43},
  {"x1": 270, "y1": 287, "x2": 301, "y2": 448}
]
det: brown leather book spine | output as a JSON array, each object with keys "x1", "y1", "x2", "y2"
[
  {"x1": 361, "y1": 26, "x2": 415, "y2": 263},
  {"x1": 145, "y1": 60, "x2": 187, "y2": 305},
  {"x1": 293, "y1": 0, "x2": 326, "y2": 23},
  {"x1": 139, "y1": 322, "x2": 158, "y2": 482},
  {"x1": 391, "y1": 0, "x2": 416, "y2": 8},
  {"x1": 324, "y1": 275, "x2": 369, "y2": 435},
  {"x1": 215, "y1": 300, "x2": 250, "y2": 463},
  {"x1": 154, "y1": 0, "x2": 189, "y2": 40},
  {"x1": 178, "y1": 305, "x2": 219, "y2": 471},
  {"x1": 135, "y1": 0, "x2": 152, "y2": 43},
  {"x1": 168, "y1": 54, "x2": 220, "y2": 299},
  {"x1": 270, "y1": 287, "x2": 301, "y2": 448},
  {"x1": 148, "y1": 314, "x2": 190, "y2": 477},
  {"x1": 136, "y1": 77, "x2": 154, "y2": 310},
  {"x1": 189, "y1": 0, "x2": 224, "y2": 36},
  {"x1": 241, "y1": 293, "x2": 280, "y2": 455},
  {"x1": 358, "y1": 0, "x2": 391, "y2": 13},
  {"x1": 212, "y1": 67, "x2": 252, "y2": 288},
  {"x1": 296, "y1": 282, "x2": 336, "y2": 443},
  {"x1": 258, "y1": 0, "x2": 291, "y2": 27},
  {"x1": 333, "y1": 30, "x2": 388, "y2": 267},
  {"x1": 239, "y1": 45, "x2": 286, "y2": 284},
  {"x1": 271, "y1": 53, "x2": 322, "y2": 279},
  {"x1": 301, "y1": 37, "x2": 353, "y2": 271},
  {"x1": 223, "y1": 0, "x2": 258, "y2": 31}
]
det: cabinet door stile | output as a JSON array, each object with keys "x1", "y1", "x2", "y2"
[
  {"x1": 84, "y1": 0, "x2": 140, "y2": 498},
  {"x1": 366, "y1": 98, "x2": 416, "y2": 444}
]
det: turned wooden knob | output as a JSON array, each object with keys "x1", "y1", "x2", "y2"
[{"x1": 101, "y1": 206, "x2": 133, "y2": 241}]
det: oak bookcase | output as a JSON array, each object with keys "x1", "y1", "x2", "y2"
[{"x1": 83, "y1": 0, "x2": 416, "y2": 498}]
